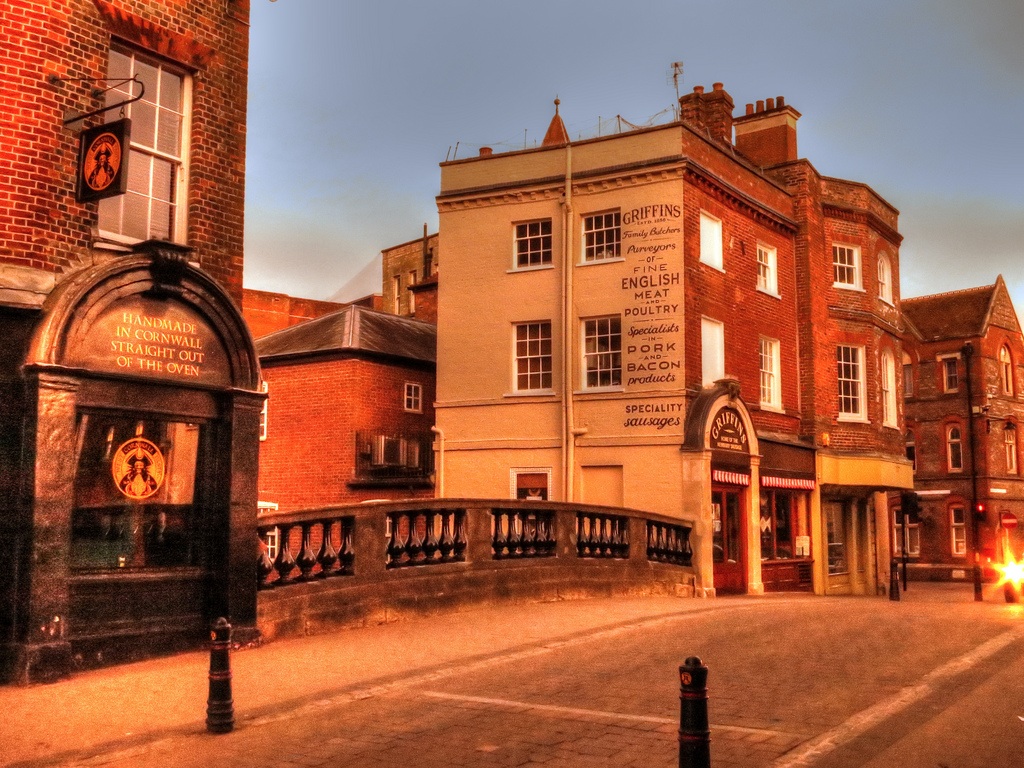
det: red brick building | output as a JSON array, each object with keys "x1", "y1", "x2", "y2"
[
  {"x1": 242, "y1": 288, "x2": 350, "y2": 339},
  {"x1": 435, "y1": 85, "x2": 912, "y2": 596},
  {"x1": 0, "y1": 0, "x2": 260, "y2": 682},
  {"x1": 257, "y1": 305, "x2": 437, "y2": 511},
  {"x1": 901, "y1": 277, "x2": 1024, "y2": 582}
]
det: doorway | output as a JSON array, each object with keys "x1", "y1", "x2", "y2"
[{"x1": 712, "y1": 486, "x2": 746, "y2": 594}]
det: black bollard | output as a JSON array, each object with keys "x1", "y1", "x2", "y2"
[
  {"x1": 206, "y1": 617, "x2": 235, "y2": 734},
  {"x1": 889, "y1": 559, "x2": 900, "y2": 601},
  {"x1": 679, "y1": 656, "x2": 711, "y2": 768}
]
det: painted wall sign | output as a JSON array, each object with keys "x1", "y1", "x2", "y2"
[
  {"x1": 66, "y1": 295, "x2": 232, "y2": 387},
  {"x1": 112, "y1": 437, "x2": 165, "y2": 500},
  {"x1": 76, "y1": 118, "x2": 131, "y2": 203},
  {"x1": 710, "y1": 408, "x2": 748, "y2": 453}
]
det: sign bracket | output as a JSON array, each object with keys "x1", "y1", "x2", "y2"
[{"x1": 48, "y1": 75, "x2": 146, "y2": 126}]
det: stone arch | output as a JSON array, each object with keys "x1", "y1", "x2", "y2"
[{"x1": 683, "y1": 378, "x2": 760, "y2": 458}]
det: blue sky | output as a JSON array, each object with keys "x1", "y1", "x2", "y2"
[{"x1": 244, "y1": 0, "x2": 1024, "y2": 310}]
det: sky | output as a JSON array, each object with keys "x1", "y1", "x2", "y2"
[{"x1": 244, "y1": 0, "x2": 1024, "y2": 309}]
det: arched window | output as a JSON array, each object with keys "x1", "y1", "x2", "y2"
[
  {"x1": 881, "y1": 351, "x2": 897, "y2": 427},
  {"x1": 947, "y1": 425, "x2": 963, "y2": 472},
  {"x1": 1000, "y1": 346, "x2": 1014, "y2": 395},
  {"x1": 877, "y1": 254, "x2": 893, "y2": 304},
  {"x1": 1006, "y1": 424, "x2": 1018, "y2": 474},
  {"x1": 905, "y1": 430, "x2": 916, "y2": 472}
]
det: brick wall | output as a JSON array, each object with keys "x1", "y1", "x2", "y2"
[
  {"x1": 0, "y1": 0, "x2": 249, "y2": 303},
  {"x1": 242, "y1": 289, "x2": 346, "y2": 340}
]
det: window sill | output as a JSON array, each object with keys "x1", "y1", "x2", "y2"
[
  {"x1": 508, "y1": 264, "x2": 555, "y2": 274},
  {"x1": 833, "y1": 283, "x2": 865, "y2": 292},
  {"x1": 756, "y1": 287, "x2": 781, "y2": 299},
  {"x1": 505, "y1": 390, "x2": 557, "y2": 398},
  {"x1": 578, "y1": 256, "x2": 625, "y2": 267},
  {"x1": 836, "y1": 414, "x2": 869, "y2": 423},
  {"x1": 699, "y1": 260, "x2": 725, "y2": 273},
  {"x1": 574, "y1": 386, "x2": 625, "y2": 395},
  {"x1": 759, "y1": 403, "x2": 784, "y2": 413}
]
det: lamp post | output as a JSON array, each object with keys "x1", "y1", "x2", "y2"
[{"x1": 962, "y1": 343, "x2": 984, "y2": 602}]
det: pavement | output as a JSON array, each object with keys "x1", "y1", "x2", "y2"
[{"x1": 1, "y1": 581, "x2": 1022, "y2": 767}]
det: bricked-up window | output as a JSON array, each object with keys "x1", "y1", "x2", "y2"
[
  {"x1": 700, "y1": 212, "x2": 723, "y2": 270},
  {"x1": 881, "y1": 350, "x2": 898, "y2": 427},
  {"x1": 756, "y1": 244, "x2": 777, "y2": 295},
  {"x1": 515, "y1": 220, "x2": 552, "y2": 268},
  {"x1": 877, "y1": 254, "x2": 893, "y2": 304},
  {"x1": 950, "y1": 506, "x2": 967, "y2": 556},
  {"x1": 98, "y1": 48, "x2": 188, "y2": 243},
  {"x1": 514, "y1": 322, "x2": 553, "y2": 392},
  {"x1": 404, "y1": 383, "x2": 423, "y2": 413},
  {"x1": 903, "y1": 360, "x2": 914, "y2": 397},
  {"x1": 905, "y1": 430, "x2": 916, "y2": 472},
  {"x1": 942, "y1": 357, "x2": 959, "y2": 393},
  {"x1": 701, "y1": 317, "x2": 725, "y2": 386},
  {"x1": 832, "y1": 245, "x2": 861, "y2": 289},
  {"x1": 1000, "y1": 346, "x2": 1014, "y2": 395},
  {"x1": 836, "y1": 345, "x2": 866, "y2": 420},
  {"x1": 1006, "y1": 425, "x2": 1018, "y2": 474},
  {"x1": 582, "y1": 316, "x2": 621, "y2": 388},
  {"x1": 947, "y1": 425, "x2": 964, "y2": 472},
  {"x1": 759, "y1": 336, "x2": 781, "y2": 409},
  {"x1": 582, "y1": 212, "x2": 620, "y2": 262}
]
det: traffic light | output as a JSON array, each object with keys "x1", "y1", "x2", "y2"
[{"x1": 975, "y1": 502, "x2": 986, "y2": 522}]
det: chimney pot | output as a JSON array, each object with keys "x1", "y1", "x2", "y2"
[
  {"x1": 745, "y1": 103, "x2": 754, "y2": 115},
  {"x1": 479, "y1": 146, "x2": 492, "y2": 157},
  {"x1": 712, "y1": 82, "x2": 724, "y2": 91},
  {"x1": 777, "y1": 96, "x2": 785, "y2": 107},
  {"x1": 693, "y1": 85, "x2": 704, "y2": 94},
  {"x1": 766, "y1": 97, "x2": 775, "y2": 110},
  {"x1": 756, "y1": 100, "x2": 764, "y2": 112}
]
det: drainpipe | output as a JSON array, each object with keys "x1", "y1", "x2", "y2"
[
  {"x1": 962, "y1": 342, "x2": 983, "y2": 601},
  {"x1": 561, "y1": 144, "x2": 575, "y2": 502},
  {"x1": 431, "y1": 426, "x2": 445, "y2": 498}
]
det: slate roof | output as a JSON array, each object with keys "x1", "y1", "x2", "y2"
[
  {"x1": 256, "y1": 304, "x2": 436, "y2": 364},
  {"x1": 902, "y1": 282, "x2": 996, "y2": 341}
]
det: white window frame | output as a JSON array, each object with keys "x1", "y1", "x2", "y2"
[
  {"x1": 882, "y1": 350, "x2": 898, "y2": 428},
  {"x1": 940, "y1": 355, "x2": 959, "y2": 393},
  {"x1": 701, "y1": 317, "x2": 725, "y2": 386},
  {"x1": 582, "y1": 211, "x2": 621, "y2": 262},
  {"x1": 582, "y1": 316, "x2": 622, "y2": 389},
  {"x1": 894, "y1": 514, "x2": 920, "y2": 557},
  {"x1": 756, "y1": 243, "x2": 778, "y2": 295},
  {"x1": 877, "y1": 254, "x2": 893, "y2": 304},
  {"x1": 1006, "y1": 425, "x2": 1018, "y2": 474},
  {"x1": 832, "y1": 244, "x2": 862, "y2": 290},
  {"x1": 836, "y1": 345, "x2": 866, "y2": 421},
  {"x1": 759, "y1": 336, "x2": 781, "y2": 409},
  {"x1": 392, "y1": 275, "x2": 402, "y2": 314},
  {"x1": 259, "y1": 381, "x2": 269, "y2": 441},
  {"x1": 510, "y1": 468, "x2": 553, "y2": 500},
  {"x1": 404, "y1": 382, "x2": 423, "y2": 413},
  {"x1": 947, "y1": 424, "x2": 964, "y2": 472},
  {"x1": 98, "y1": 46, "x2": 190, "y2": 244},
  {"x1": 950, "y1": 506, "x2": 967, "y2": 556},
  {"x1": 1000, "y1": 346, "x2": 1014, "y2": 395},
  {"x1": 699, "y1": 212, "x2": 723, "y2": 271},
  {"x1": 514, "y1": 219, "x2": 553, "y2": 269},
  {"x1": 513, "y1": 321, "x2": 553, "y2": 393}
]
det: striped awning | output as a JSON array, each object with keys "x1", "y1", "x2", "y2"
[
  {"x1": 712, "y1": 469, "x2": 750, "y2": 486},
  {"x1": 762, "y1": 475, "x2": 815, "y2": 491}
]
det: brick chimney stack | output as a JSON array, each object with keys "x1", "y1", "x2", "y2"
[
  {"x1": 733, "y1": 95, "x2": 801, "y2": 167},
  {"x1": 678, "y1": 82, "x2": 734, "y2": 145}
]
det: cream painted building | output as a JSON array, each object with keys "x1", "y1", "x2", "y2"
[{"x1": 434, "y1": 88, "x2": 912, "y2": 596}]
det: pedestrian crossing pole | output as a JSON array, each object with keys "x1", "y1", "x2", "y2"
[{"x1": 678, "y1": 656, "x2": 711, "y2": 768}]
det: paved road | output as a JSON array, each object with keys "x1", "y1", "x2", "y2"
[{"x1": 3, "y1": 583, "x2": 1023, "y2": 767}]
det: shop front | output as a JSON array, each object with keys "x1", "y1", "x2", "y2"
[
  {"x1": 1, "y1": 244, "x2": 263, "y2": 683},
  {"x1": 758, "y1": 440, "x2": 816, "y2": 592}
]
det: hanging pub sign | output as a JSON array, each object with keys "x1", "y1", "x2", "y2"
[{"x1": 76, "y1": 118, "x2": 131, "y2": 203}]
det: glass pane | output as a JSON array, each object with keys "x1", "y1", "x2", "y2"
[
  {"x1": 775, "y1": 494, "x2": 793, "y2": 559},
  {"x1": 105, "y1": 50, "x2": 131, "y2": 107},
  {"x1": 159, "y1": 69, "x2": 182, "y2": 110},
  {"x1": 152, "y1": 157, "x2": 173, "y2": 202},
  {"x1": 157, "y1": 111, "x2": 181, "y2": 156},
  {"x1": 725, "y1": 492, "x2": 741, "y2": 562},
  {"x1": 150, "y1": 200, "x2": 172, "y2": 240},
  {"x1": 97, "y1": 195, "x2": 122, "y2": 234},
  {"x1": 123, "y1": 191, "x2": 149, "y2": 240},
  {"x1": 135, "y1": 59, "x2": 159, "y2": 108},
  {"x1": 132, "y1": 100, "x2": 157, "y2": 150}
]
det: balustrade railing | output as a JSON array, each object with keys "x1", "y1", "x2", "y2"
[
  {"x1": 646, "y1": 520, "x2": 693, "y2": 566},
  {"x1": 386, "y1": 509, "x2": 466, "y2": 568},
  {"x1": 491, "y1": 508, "x2": 556, "y2": 559},
  {"x1": 576, "y1": 512, "x2": 630, "y2": 559},
  {"x1": 258, "y1": 516, "x2": 355, "y2": 589}
]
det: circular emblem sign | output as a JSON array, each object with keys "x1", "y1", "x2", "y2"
[
  {"x1": 83, "y1": 131, "x2": 122, "y2": 192},
  {"x1": 112, "y1": 438, "x2": 165, "y2": 500}
]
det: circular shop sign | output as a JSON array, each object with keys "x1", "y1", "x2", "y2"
[
  {"x1": 112, "y1": 437, "x2": 165, "y2": 500},
  {"x1": 83, "y1": 131, "x2": 122, "y2": 192}
]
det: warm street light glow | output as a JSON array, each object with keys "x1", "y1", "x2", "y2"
[{"x1": 996, "y1": 552, "x2": 1024, "y2": 592}]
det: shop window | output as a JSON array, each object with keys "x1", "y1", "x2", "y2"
[
  {"x1": 514, "y1": 321, "x2": 553, "y2": 392},
  {"x1": 825, "y1": 503, "x2": 848, "y2": 574},
  {"x1": 700, "y1": 212, "x2": 723, "y2": 270},
  {"x1": 881, "y1": 350, "x2": 898, "y2": 427},
  {"x1": 582, "y1": 211, "x2": 620, "y2": 262},
  {"x1": 756, "y1": 244, "x2": 778, "y2": 295},
  {"x1": 950, "y1": 506, "x2": 967, "y2": 556},
  {"x1": 832, "y1": 244, "x2": 861, "y2": 289},
  {"x1": 947, "y1": 425, "x2": 964, "y2": 472},
  {"x1": 404, "y1": 382, "x2": 423, "y2": 413},
  {"x1": 98, "y1": 47, "x2": 188, "y2": 243},
  {"x1": 582, "y1": 316, "x2": 621, "y2": 388},
  {"x1": 71, "y1": 413, "x2": 205, "y2": 570},
  {"x1": 1000, "y1": 346, "x2": 1014, "y2": 395},
  {"x1": 941, "y1": 356, "x2": 959, "y2": 393},
  {"x1": 514, "y1": 219, "x2": 552, "y2": 269},
  {"x1": 759, "y1": 336, "x2": 781, "y2": 409},
  {"x1": 837, "y1": 345, "x2": 865, "y2": 421},
  {"x1": 702, "y1": 317, "x2": 725, "y2": 386},
  {"x1": 760, "y1": 491, "x2": 795, "y2": 560},
  {"x1": 877, "y1": 254, "x2": 893, "y2": 304}
]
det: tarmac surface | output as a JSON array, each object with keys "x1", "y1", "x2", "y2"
[{"x1": 1, "y1": 581, "x2": 1022, "y2": 767}]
